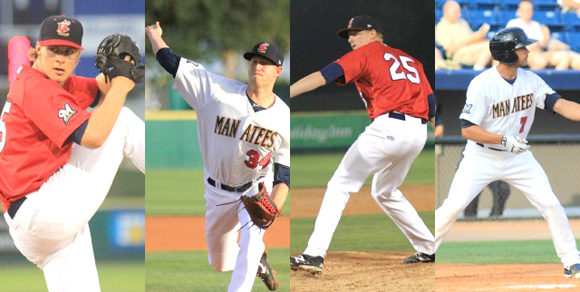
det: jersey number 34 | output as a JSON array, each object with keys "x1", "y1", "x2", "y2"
[
  {"x1": 245, "y1": 150, "x2": 271, "y2": 169},
  {"x1": 384, "y1": 53, "x2": 420, "y2": 84}
]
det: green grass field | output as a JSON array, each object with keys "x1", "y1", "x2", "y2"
[
  {"x1": 291, "y1": 149, "x2": 435, "y2": 189},
  {"x1": 146, "y1": 248, "x2": 290, "y2": 292},
  {"x1": 291, "y1": 212, "x2": 434, "y2": 253},
  {"x1": 437, "y1": 239, "x2": 580, "y2": 264},
  {"x1": 0, "y1": 261, "x2": 144, "y2": 292}
]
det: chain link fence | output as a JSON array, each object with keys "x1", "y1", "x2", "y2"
[{"x1": 436, "y1": 134, "x2": 580, "y2": 219}]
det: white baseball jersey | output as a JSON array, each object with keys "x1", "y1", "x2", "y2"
[
  {"x1": 460, "y1": 66, "x2": 555, "y2": 149},
  {"x1": 173, "y1": 58, "x2": 290, "y2": 186}
]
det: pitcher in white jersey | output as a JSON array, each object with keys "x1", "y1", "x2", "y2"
[
  {"x1": 146, "y1": 22, "x2": 290, "y2": 291},
  {"x1": 435, "y1": 27, "x2": 580, "y2": 278}
]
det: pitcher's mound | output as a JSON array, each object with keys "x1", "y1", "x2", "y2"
[{"x1": 290, "y1": 251, "x2": 434, "y2": 292}]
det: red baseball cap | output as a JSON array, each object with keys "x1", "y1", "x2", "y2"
[{"x1": 38, "y1": 15, "x2": 84, "y2": 50}]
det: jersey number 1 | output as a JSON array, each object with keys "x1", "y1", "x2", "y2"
[
  {"x1": 245, "y1": 150, "x2": 272, "y2": 169},
  {"x1": 383, "y1": 53, "x2": 420, "y2": 84},
  {"x1": 0, "y1": 102, "x2": 12, "y2": 154}
]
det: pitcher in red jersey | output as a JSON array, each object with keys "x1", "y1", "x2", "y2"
[
  {"x1": 290, "y1": 15, "x2": 436, "y2": 275},
  {"x1": 0, "y1": 15, "x2": 144, "y2": 291}
]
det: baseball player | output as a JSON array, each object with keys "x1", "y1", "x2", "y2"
[
  {"x1": 0, "y1": 15, "x2": 145, "y2": 291},
  {"x1": 290, "y1": 15, "x2": 436, "y2": 275},
  {"x1": 145, "y1": 22, "x2": 290, "y2": 291},
  {"x1": 435, "y1": 27, "x2": 580, "y2": 278}
]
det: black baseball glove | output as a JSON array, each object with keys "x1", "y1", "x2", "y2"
[{"x1": 95, "y1": 34, "x2": 144, "y2": 83}]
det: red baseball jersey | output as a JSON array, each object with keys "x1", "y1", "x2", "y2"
[
  {"x1": 0, "y1": 67, "x2": 98, "y2": 211},
  {"x1": 335, "y1": 41, "x2": 432, "y2": 120}
]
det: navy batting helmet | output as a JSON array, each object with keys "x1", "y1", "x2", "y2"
[{"x1": 489, "y1": 27, "x2": 536, "y2": 63}]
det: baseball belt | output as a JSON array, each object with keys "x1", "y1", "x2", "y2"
[
  {"x1": 476, "y1": 142, "x2": 506, "y2": 152},
  {"x1": 387, "y1": 112, "x2": 427, "y2": 124},
  {"x1": 207, "y1": 177, "x2": 253, "y2": 193},
  {"x1": 8, "y1": 196, "x2": 27, "y2": 219}
]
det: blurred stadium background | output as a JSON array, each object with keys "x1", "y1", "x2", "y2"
[
  {"x1": 435, "y1": 0, "x2": 580, "y2": 219},
  {"x1": 0, "y1": 1, "x2": 145, "y2": 291}
]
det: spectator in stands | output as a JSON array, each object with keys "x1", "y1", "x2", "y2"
[
  {"x1": 507, "y1": 0, "x2": 571, "y2": 70},
  {"x1": 435, "y1": 46, "x2": 461, "y2": 69},
  {"x1": 436, "y1": 0, "x2": 492, "y2": 70},
  {"x1": 558, "y1": 0, "x2": 580, "y2": 12}
]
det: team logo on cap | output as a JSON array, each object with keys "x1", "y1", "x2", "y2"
[
  {"x1": 58, "y1": 103, "x2": 77, "y2": 125},
  {"x1": 348, "y1": 18, "x2": 354, "y2": 28},
  {"x1": 258, "y1": 42, "x2": 270, "y2": 53},
  {"x1": 57, "y1": 19, "x2": 71, "y2": 37}
]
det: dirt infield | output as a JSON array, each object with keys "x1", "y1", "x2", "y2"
[
  {"x1": 292, "y1": 184, "x2": 434, "y2": 218},
  {"x1": 146, "y1": 216, "x2": 289, "y2": 251},
  {"x1": 436, "y1": 264, "x2": 580, "y2": 291},
  {"x1": 446, "y1": 219, "x2": 580, "y2": 242},
  {"x1": 290, "y1": 251, "x2": 434, "y2": 292}
]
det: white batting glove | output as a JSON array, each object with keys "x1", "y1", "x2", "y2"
[{"x1": 501, "y1": 135, "x2": 530, "y2": 154}]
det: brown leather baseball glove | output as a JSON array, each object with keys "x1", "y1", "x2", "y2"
[{"x1": 240, "y1": 183, "x2": 280, "y2": 229}]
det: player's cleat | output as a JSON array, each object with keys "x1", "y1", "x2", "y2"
[
  {"x1": 564, "y1": 264, "x2": 580, "y2": 279},
  {"x1": 402, "y1": 252, "x2": 435, "y2": 264},
  {"x1": 257, "y1": 251, "x2": 279, "y2": 291},
  {"x1": 290, "y1": 254, "x2": 324, "y2": 275}
]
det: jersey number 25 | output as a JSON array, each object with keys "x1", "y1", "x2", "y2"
[
  {"x1": 0, "y1": 102, "x2": 12, "y2": 153},
  {"x1": 384, "y1": 53, "x2": 420, "y2": 84}
]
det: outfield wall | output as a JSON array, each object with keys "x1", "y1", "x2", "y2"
[{"x1": 146, "y1": 111, "x2": 203, "y2": 170}]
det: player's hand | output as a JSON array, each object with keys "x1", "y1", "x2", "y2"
[
  {"x1": 146, "y1": 21, "x2": 163, "y2": 39},
  {"x1": 501, "y1": 135, "x2": 530, "y2": 154}
]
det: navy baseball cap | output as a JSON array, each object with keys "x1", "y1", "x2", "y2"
[
  {"x1": 243, "y1": 42, "x2": 284, "y2": 67},
  {"x1": 39, "y1": 15, "x2": 84, "y2": 50},
  {"x1": 337, "y1": 15, "x2": 383, "y2": 38}
]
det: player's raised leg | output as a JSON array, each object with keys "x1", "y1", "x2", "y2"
[
  {"x1": 41, "y1": 224, "x2": 99, "y2": 292},
  {"x1": 4, "y1": 106, "x2": 144, "y2": 280}
]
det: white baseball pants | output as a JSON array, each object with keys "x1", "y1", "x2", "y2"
[
  {"x1": 435, "y1": 143, "x2": 580, "y2": 266},
  {"x1": 4, "y1": 107, "x2": 145, "y2": 292},
  {"x1": 304, "y1": 113, "x2": 435, "y2": 258},
  {"x1": 204, "y1": 177, "x2": 267, "y2": 292}
]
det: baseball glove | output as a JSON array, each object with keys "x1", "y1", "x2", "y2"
[
  {"x1": 241, "y1": 183, "x2": 280, "y2": 229},
  {"x1": 95, "y1": 34, "x2": 144, "y2": 83}
]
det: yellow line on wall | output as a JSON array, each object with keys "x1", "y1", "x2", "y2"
[{"x1": 145, "y1": 110, "x2": 197, "y2": 121}]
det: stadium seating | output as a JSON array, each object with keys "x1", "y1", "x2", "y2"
[{"x1": 436, "y1": 0, "x2": 580, "y2": 53}]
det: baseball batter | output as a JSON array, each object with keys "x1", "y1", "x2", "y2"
[
  {"x1": 0, "y1": 16, "x2": 145, "y2": 291},
  {"x1": 290, "y1": 15, "x2": 436, "y2": 275},
  {"x1": 146, "y1": 22, "x2": 290, "y2": 291},
  {"x1": 435, "y1": 27, "x2": 580, "y2": 278}
]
